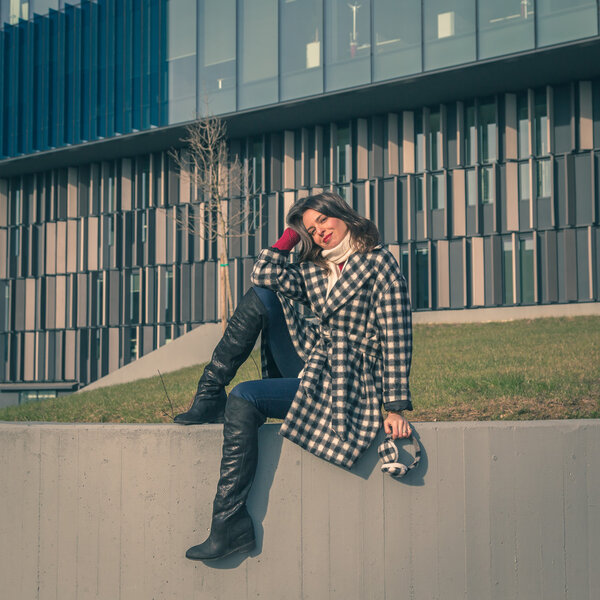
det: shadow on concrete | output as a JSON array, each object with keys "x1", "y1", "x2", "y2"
[
  {"x1": 202, "y1": 425, "x2": 284, "y2": 569},
  {"x1": 351, "y1": 427, "x2": 427, "y2": 486}
]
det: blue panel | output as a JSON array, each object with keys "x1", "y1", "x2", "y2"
[
  {"x1": 123, "y1": 0, "x2": 133, "y2": 132},
  {"x1": 89, "y1": 0, "x2": 98, "y2": 141},
  {"x1": 64, "y1": 5, "x2": 75, "y2": 144},
  {"x1": 97, "y1": 0, "x2": 107, "y2": 137},
  {"x1": 105, "y1": 0, "x2": 115, "y2": 137},
  {"x1": 5, "y1": 24, "x2": 17, "y2": 156},
  {"x1": 132, "y1": 0, "x2": 141, "y2": 130},
  {"x1": 141, "y1": 0, "x2": 150, "y2": 129},
  {"x1": 114, "y1": 0, "x2": 125, "y2": 133},
  {"x1": 24, "y1": 18, "x2": 35, "y2": 154},
  {"x1": 80, "y1": 1, "x2": 91, "y2": 141},
  {"x1": 149, "y1": 0, "x2": 160, "y2": 126},
  {"x1": 72, "y1": 5, "x2": 82, "y2": 145},
  {"x1": 56, "y1": 11, "x2": 65, "y2": 147}
]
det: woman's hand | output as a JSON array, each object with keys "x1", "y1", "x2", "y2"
[
  {"x1": 272, "y1": 228, "x2": 301, "y2": 252},
  {"x1": 383, "y1": 411, "x2": 412, "y2": 439}
]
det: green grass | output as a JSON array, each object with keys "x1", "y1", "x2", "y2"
[{"x1": 1, "y1": 316, "x2": 599, "y2": 423}]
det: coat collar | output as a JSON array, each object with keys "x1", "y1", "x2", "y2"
[{"x1": 305, "y1": 252, "x2": 374, "y2": 319}]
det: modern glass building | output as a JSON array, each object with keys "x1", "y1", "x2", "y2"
[{"x1": 1, "y1": 0, "x2": 599, "y2": 405}]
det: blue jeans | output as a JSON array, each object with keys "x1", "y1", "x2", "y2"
[{"x1": 231, "y1": 286, "x2": 303, "y2": 418}]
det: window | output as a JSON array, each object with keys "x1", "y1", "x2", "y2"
[
  {"x1": 415, "y1": 111, "x2": 425, "y2": 172},
  {"x1": 129, "y1": 329, "x2": 139, "y2": 362},
  {"x1": 198, "y1": 0, "x2": 236, "y2": 113},
  {"x1": 165, "y1": 266, "x2": 174, "y2": 323},
  {"x1": 466, "y1": 168, "x2": 477, "y2": 206},
  {"x1": 536, "y1": 159, "x2": 551, "y2": 198},
  {"x1": 519, "y1": 162, "x2": 530, "y2": 201},
  {"x1": 431, "y1": 173, "x2": 445, "y2": 210},
  {"x1": 249, "y1": 137, "x2": 263, "y2": 194},
  {"x1": 519, "y1": 236, "x2": 535, "y2": 303},
  {"x1": 415, "y1": 175, "x2": 424, "y2": 211},
  {"x1": 537, "y1": 0, "x2": 597, "y2": 47},
  {"x1": 336, "y1": 124, "x2": 351, "y2": 183},
  {"x1": 325, "y1": 0, "x2": 371, "y2": 91},
  {"x1": 477, "y1": 0, "x2": 535, "y2": 59},
  {"x1": 373, "y1": 0, "x2": 421, "y2": 80},
  {"x1": 478, "y1": 99, "x2": 497, "y2": 163},
  {"x1": 95, "y1": 273, "x2": 104, "y2": 327},
  {"x1": 429, "y1": 109, "x2": 441, "y2": 170},
  {"x1": 464, "y1": 102, "x2": 476, "y2": 166},
  {"x1": 480, "y1": 166, "x2": 493, "y2": 204},
  {"x1": 239, "y1": 0, "x2": 278, "y2": 109},
  {"x1": 415, "y1": 247, "x2": 429, "y2": 309},
  {"x1": 280, "y1": 0, "x2": 323, "y2": 100},
  {"x1": 517, "y1": 92, "x2": 529, "y2": 158},
  {"x1": 534, "y1": 90, "x2": 549, "y2": 156},
  {"x1": 424, "y1": 0, "x2": 476, "y2": 71},
  {"x1": 130, "y1": 271, "x2": 140, "y2": 324},
  {"x1": 502, "y1": 238, "x2": 514, "y2": 304},
  {"x1": 167, "y1": 0, "x2": 197, "y2": 122}
]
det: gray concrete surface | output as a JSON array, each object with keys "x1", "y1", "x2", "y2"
[
  {"x1": 81, "y1": 321, "x2": 223, "y2": 391},
  {"x1": 1, "y1": 420, "x2": 598, "y2": 599}
]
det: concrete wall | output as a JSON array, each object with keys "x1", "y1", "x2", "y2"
[{"x1": 1, "y1": 420, "x2": 599, "y2": 600}]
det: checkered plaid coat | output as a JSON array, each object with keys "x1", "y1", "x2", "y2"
[{"x1": 251, "y1": 246, "x2": 412, "y2": 469}]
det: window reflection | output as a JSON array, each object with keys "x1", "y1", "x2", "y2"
[
  {"x1": 280, "y1": 0, "x2": 323, "y2": 101},
  {"x1": 239, "y1": 0, "x2": 278, "y2": 109},
  {"x1": 537, "y1": 0, "x2": 597, "y2": 47},
  {"x1": 480, "y1": 166, "x2": 493, "y2": 204},
  {"x1": 429, "y1": 109, "x2": 441, "y2": 170},
  {"x1": 478, "y1": 98, "x2": 496, "y2": 163},
  {"x1": 466, "y1": 168, "x2": 477, "y2": 206},
  {"x1": 534, "y1": 89, "x2": 549, "y2": 156},
  {"x1": 167, "y1": 0, "x2": 197, "y2": 123},
  {"x1": 517, "y1": 92, "x2": 529, "y2": 158},
  {"x1": 536, "y1": 159, "x2": 551, "y2": 198},
  {"x1": 424, "y1": 0, "x2": 476, "y2": 71},
  {"x1": 477, "y1": 0, "x2": 534, "y2": 59},
  {"x1": 325, "y1": 0, "x2": 371, "y2": 92},
  {"x1": 519, "y1": 236, "x2": 535, "y2": 303},
  {"x1": 502, "y1": 238, "x2": 514, "y2": 304},
  {"x1": 373, "y1": 0, "x2": 421, "y2": 80},
  {"x1": 431, "y1": 173, "x2": 444, "y2": 210},
  {"x1": 464, "y1": 101, "x2": 476, "y2": 166},
  {"x1": 199, "y1": 0, "x2": 236, "y2": 114}
]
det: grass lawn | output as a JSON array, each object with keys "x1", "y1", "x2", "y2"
[{"x1": 1, "y1": 315, "x2": 598, "y2": 424}]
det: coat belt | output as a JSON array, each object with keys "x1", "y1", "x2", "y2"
[{"x1": 314, "y1": 325, "x2": 381, "y2": 441}]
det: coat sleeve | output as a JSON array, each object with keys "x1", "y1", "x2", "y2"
[
  {"x1": 374, "y1": 274, "x2": 413, "y2": 412},
  {"x1": 250, "y1": 247, "x2": 310, "y2": 306}
]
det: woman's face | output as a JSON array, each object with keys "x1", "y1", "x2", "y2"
[{"x1": 302, "y1": 208, "x2": 349, "y2": 250}]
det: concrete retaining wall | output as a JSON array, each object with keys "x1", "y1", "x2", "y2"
[{"x1": 1, "y1": 420, "x2": 599, "y2": 599}]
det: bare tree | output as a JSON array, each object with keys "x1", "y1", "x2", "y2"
[{"x1": 171, "y1": 114, "x2": 259, "y2": 331}]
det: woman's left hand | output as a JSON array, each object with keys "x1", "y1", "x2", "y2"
[{"x1": 384, "y1": 411, "x2": 412, "y2": 439}]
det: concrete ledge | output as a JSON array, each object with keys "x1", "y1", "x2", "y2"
[{"x1": 1, "y1": 419, "x2": 599, "y2": 599}]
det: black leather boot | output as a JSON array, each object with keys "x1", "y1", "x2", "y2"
[
  {"x1": 185, "y1": 394, "x2": 266, "y2": 561},
  {"x1": 174, "y1": 289, "x2": 267, "y2": 425}
]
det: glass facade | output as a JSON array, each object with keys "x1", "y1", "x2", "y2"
[
  {"x1": 478, "y1": 0, "x2": 534, "y2": 59},
  {"x1": 280, "y1": 0, "x2": 323, "y2": 101},
  {"x1": 424, "y1": 0, "x2": 476, "y2": 71},
  {"x1": 1, "y1": 1, "x2": 600, "y2": 158},
  {"x1": 1, "y1": 3, "x2": 600, "y2": 399}
]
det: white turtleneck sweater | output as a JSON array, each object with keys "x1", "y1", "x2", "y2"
[{"x1": 321, "y1": 231, "x2": 356, "y2": 298}]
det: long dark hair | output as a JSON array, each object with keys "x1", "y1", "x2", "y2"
[{"x1": 287, "y1": 192, "x2": 380, "y2": 269}]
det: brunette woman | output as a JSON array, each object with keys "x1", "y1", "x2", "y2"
[{"x1": 175, "y1": 192, "x2": 412, "y2": 560}]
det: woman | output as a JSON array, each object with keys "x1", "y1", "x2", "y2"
[{"x1": 176, "y1": 192, "x2": 413, "y2": 561}]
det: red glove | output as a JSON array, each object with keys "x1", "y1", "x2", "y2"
[{"x1": 272, "y1": 228, "x2": 301, "y2": 252}]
